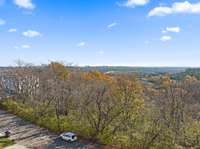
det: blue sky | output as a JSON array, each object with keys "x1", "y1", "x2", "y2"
[{"x1": 0, "y1": 0, "x2": 200, "y2": 66}]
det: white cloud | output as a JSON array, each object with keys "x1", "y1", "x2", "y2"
[
  {"x1": 162, "y1": 30, "x2": 167, "y2": 34},
  {"x1": 22, "y1": 30, "x2": 42, "y2": 38},
  {"x1": 13, "y1": 0, "x2": 35, "y2": 10},
  {"x1": 77, "y1": 42, "x2": 86, "y2": 47},
  {"x1": 148, "y1": 7, "x2": 172, "y2": 16},
  {"x1": 97, "y1": 50, "x2": 104, "y2": 55},
  {"x1": 124, "y1": 0, "x2": 149, "y2": 7},
  {"x1": 14, "y1": 45, "x2": 31, "y2": 49},
  {"x1": 148, "y1": 1, "x2": 200, "y2": 17},
  {"x1": 162, "y1": 27, "x2": 181, "y2": 34},
  {"x1": 21, "y1": 44, "x2": 31, "y2": 49},
  {"x1": 0, "y1": 18, "x2": 6, "y2": 25},
  {"x1": 166, "y1": 27, "x2": 181, "y2": 33},
  {"x1": 8, "y1": 28, "x2": 17, "y2": 32},
  {"x1": 160, "y1": 35, "x2": 172, "y2": 42},
  {"x1": 107, "y1": 22, "x2": 118, "y2": 29}
]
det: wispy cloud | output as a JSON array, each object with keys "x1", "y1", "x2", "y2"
[
  {"x1": 162, "y1": 27, "x2": 181, "y2": 34},
  {"x1": 22, "y1": 30, "x2": 42, "y2": 38},
  {"x1": 77, "y1": 42, "x2": 86, "y2": 47},
  {"x1": 21, "y1": 44, "x2": 31, "y2": 49},
  {"x1": 0, "y1": 18, "x2": 6, "y2": 25},
  {"x1": 122, "y1": 0, "x2": 149, "y2": 8},
  {"x1": 13, "y1": 0, "x2": 35, "y2": 10},
  {"x1": 8, "y1": 28, "x2": 17, "y2": 33},
  {"x1": 148, "y1": 1, "x2": 200, "y2": 17},
  {"x1": 166, "y1": 27, "x2": 181, "y2": 33},
  {"x1": 14, "y1": 44, "x2": 31, "y2": 49},
  {"x1": 107, "y1": 22, "x2": 118, "y2": 29},
  {"x1": 162, "y1": 30, "x2": 167, "y2": 34},
  {"x1": 160, "y1": 35, "x2": 172, "y2": 42},
  {"x1": 97, "y1": 50, "x2": 104, "y2": 55}
]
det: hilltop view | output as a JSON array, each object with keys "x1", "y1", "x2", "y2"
[{"x1": 0, "y1": 0, "x2": 200, "y2": 149}]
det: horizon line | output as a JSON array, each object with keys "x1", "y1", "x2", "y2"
[{"x1": 0, "y1": 65, "x2": 199, "y2": 68}]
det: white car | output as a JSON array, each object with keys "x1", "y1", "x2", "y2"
[
  {"x1": 60, "y1": 132, "x2": 77, "y2": 142},
  {"x1": 0, "y1": 131, "x2": 12, "y2": 138},
  {"x1": 0, "y1": 132, "x2": 4, "y2": 137}
]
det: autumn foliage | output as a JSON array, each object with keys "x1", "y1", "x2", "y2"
[{"x1": 0, "y1": 63, "x2": 200, "y2": 149}]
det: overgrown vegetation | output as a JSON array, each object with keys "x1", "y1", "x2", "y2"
[
  {"x1": 0, "y1": 137, "x2": 14, "y2": 149},
  {"x1": 0, "y1": 62, "x2": 200, "y2": 149}
]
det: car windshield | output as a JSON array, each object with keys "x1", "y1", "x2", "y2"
[{"x1": 64, "y1": 134, "x2": 75, "y2": 138}]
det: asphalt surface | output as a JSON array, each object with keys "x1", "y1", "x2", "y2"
[{"x1": 0, "y1": 109, "x2": 101, "y2": 149}]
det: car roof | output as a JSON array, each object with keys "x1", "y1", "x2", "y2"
[{"x1": 63, "y1": 132, "x2": 76, "y2": 136}]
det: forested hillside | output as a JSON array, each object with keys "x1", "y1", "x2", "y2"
[
  {"x1": 77, "y1": 66, "x2": 187, "y2": 74},
  {"x1": 173, "y1": 68, "x2": 200, "y2": 80},
  {"x1": 0, "y1": 63, "x2": 200, "y2": 149}
]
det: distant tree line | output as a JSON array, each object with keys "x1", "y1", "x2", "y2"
[{"x1": 173, "y1": 68, "x2": 200, "y2": 81}]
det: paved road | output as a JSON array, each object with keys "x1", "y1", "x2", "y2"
[{"x1": 0, "y1": 109, "x2": 101, "y2": 149}]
